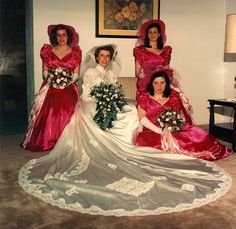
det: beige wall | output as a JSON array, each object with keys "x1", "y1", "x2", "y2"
[{"x1": 33, "y1": 0, "x2": 236, "y2": 124}]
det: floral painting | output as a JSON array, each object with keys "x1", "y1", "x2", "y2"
[{"x1": 96, "y1": 0, "x2": 160, "y2": 38}]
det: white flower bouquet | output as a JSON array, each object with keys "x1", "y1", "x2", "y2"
[
  {"x1": 157, "y1": 109, "x2": 185, "y2": 132},
  {"x1": 48, "y1": 67, "x2": 73, "y2": 89},
  {"x1": 90, "y1": 82, "x2": 127, "y2": 131}
]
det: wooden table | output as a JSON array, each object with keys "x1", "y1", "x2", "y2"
[{"x1": 208, "y1": 99, "x2": 236, "y2": 151}]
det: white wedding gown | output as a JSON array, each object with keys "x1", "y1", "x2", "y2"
[{"x1": 19, "y1": 64, "x2": 231, "y2": 216}]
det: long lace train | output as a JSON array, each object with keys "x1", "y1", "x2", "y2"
[{"x1": 18, "y1": 102, "x2": 231, "y2": 216}]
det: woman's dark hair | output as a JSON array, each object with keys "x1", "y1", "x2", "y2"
[
  {"x1": 144, "y1": 23, "x2": 163, "y2": 49},
  {"x1": 94, "y1": 45, "x2": 115, "y2": 63},
  {"x1": 49, "y1": 25, "x2": 73, "y2": 46},
  {"x1": 146, "y1": 71, "x2": 171, "y2": 97}
]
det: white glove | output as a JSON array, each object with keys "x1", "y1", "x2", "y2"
[
  {"x1": 138, "y1": 71, "x2": 145, "y2": 79},
  {"x1": 43, "y1": 70, "x2": 48, "y2": 80},
  {"x1": 71, "y1": 73, "x2": 79, "y2": 83},
  {"x1": 140, "y1": 117, "x2": 162, "y2": 134},
  {"x1": 135, "y1": 70, "x2": 145, "y2": 79}
]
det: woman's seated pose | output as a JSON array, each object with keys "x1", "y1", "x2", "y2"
[
  {"x1": 133, "y1": 19, "x2": 193, "y2": 124},
  {"x1": 21, "y1": 24, "x2": 82, "y2": 152},
  {"x1": 19, "y1": 45, "x2": 231, "y2": 217},
  {"x1": 135, "y1": 71, "x2": 233, "y2": 161},
  {"x1": 81, "y1": 44, "x2": 139, "y2": 144}
]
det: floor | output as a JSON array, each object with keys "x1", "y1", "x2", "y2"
[{"x1": 0, "y1": 126, "x2": 235, "y2": 228}]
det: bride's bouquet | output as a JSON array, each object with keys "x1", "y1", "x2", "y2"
[
  {"x1": 157, "y1": 109, "x2": 185, "y2": 132},
  {"x1": 48, "y1": 67, "x2": 73, "y2": 89},
  {"x1": 90, "y1": 82, "x2": 127, "y2": 131}
]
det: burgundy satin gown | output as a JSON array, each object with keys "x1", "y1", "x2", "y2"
[
  {"x1": 133, "y1": 45, "x2": 193, "y2": 124},
  {"x1": 133, "y1": 45, "x2": 172, "y2": 96},
  {"x1": 22, "y1": 44, "x2": 82, "y2": 152},
  {"x1": 135, "y1": 91, "x2": 233, "y2": 161}
]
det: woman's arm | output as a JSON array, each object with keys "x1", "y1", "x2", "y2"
[
  {"x1": 163, "y1": 46, "x2": 172, "y2": 67},
  {"x1": 81, "y1": 68, "x2": 99, "y2": 100},
  {"x1": 42, "y1": 64, "x2": 48, "y2": 80},
  {"x1": 71, "y1": 64, "x2": 80, "y2": 83},
  {"x1": 138, "y1": 105, "x2": 162, "y2": 134},
  {"x1": 135, "y1": 60, "x2": 144, "y2": 78},
  {"x1": 73, "y1": 64, "x2": 80, "y2": 75}
]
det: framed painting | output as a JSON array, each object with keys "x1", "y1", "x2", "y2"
[{"x1": 96, "y1": 0, "x2": 160, "y2": 38}]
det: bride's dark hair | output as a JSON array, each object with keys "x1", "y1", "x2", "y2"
[
  {"x1": 94, "y1": 45, "x2": 115, "y2": 63},
  {"x1": 146, "y1": 71, "x2": 171, "y2": 97}
]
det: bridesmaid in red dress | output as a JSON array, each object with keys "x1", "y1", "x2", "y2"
[
  {"x1": 133, "y1": 20, "x2": 193, "y2": 124},
  {"x1": 22, "y1": 24, "x2": 82, "y2": 152},
  {"x1": 135, "y1": 71, "x2": 233, "y2": 161}
]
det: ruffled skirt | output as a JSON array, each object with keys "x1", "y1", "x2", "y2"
[{"x1": 135, "y1": 125, "x2": 233, "y2": 161}]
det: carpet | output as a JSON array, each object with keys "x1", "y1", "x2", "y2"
[{"x1": 0, "y1": 134, "x2": 235, "y2": 229}]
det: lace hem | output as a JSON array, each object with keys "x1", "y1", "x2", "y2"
[{"x1": 18, "y1": 161, "x2": 232, "y2": 217}]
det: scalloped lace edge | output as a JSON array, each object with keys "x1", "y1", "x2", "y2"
[{"x1": 18, "y1": 160, "x2": 232, "y2": 217}]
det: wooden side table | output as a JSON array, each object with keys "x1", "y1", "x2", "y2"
[{"x1": 208, "y1": 99, "x2": 236, "y2": 151}]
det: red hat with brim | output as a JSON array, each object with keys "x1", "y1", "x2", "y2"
[
  {"x1": 47, "y1": 24, "x2": 79, "y2": 47},
  {"x1": 139, "y1": 19, "x2": 166, "y2": 44}
]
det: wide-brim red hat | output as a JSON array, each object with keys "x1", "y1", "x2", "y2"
[
  {"x1": 139, "y1": 19, "x2": 166, "y2": 44},
  {"x1": 47, "y1": 24, "x2": 79, "y2": 47}
]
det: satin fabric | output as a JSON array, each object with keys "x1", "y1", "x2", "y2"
[
  {"x1": 135, "y1": 92, "x2": 233, "y2": 161},
  {"x1": 19, "y1": 65, "x2": 231, "y2": 216},
  {"x1": 133, "y1": 45, "x2": 193, "y2": 124},
  {"x1": 21, "y1": 44, "x2": 82, "y2": 152}
]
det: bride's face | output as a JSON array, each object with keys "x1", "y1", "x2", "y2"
[
  {"x1": 153, "y1": 77, "x2": 166, "y2": 95},
  {"x1": 96, "y1": 50, "x2": 111, "y2": 68}
]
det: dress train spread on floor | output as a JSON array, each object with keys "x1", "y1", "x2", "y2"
[{"x1": 18, "y1": 100, "x2": 231, "y2": 216}]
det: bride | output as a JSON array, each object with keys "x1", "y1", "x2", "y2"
[{"x1": 19, "y1": 44, "x2": 231, "y2": 216}]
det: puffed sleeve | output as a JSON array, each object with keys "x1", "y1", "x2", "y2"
[
  {"x1": 81, "y1": 68, "x2": 100, "y2": 100},
  {"x1": 162, "y1": 45, "x2": 172, "y2": 66},
  {"x1": 72, "y1": 46, "x2": 82, "y2": 65},
  {"x1": 40, "y1": 44, "x2": 52, "y2": 68},
  {"x1": 133, "y1": 45, "x2": 145, "y2": 66},
  {"x1": 137, "y1": 95, "x2": 149, "y2": 111}
]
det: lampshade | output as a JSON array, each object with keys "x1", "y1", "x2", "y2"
[{"x1": 224, "y1": 14, "x2": 236, "y2": 62}]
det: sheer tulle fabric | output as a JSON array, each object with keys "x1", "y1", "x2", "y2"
[
  {"x1": 135, "y1": 93, "x2": 233, "y2": 161},
  {"x1": 21, "y1": 44, "x2": 82, "y2": 152},
  {"x1": 19, "y1": 65, "x2": 231, "y2": 216}
]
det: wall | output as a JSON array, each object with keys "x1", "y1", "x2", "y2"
[
  {"x1": 32, "y1": 0, "x2": 236, "y2": 125},
  {"x1": 225, "y1": 0, "x2": 236, "y2": 99},
  {"x1": 33, "y1": 0, "x2": 136, "y2": 91}
]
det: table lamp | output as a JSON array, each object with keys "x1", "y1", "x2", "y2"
[
  {"x1": 224, "y1": 14, "x2": 236, "y2": 102},
  {"x1": 224, "y1": 14, "x2": 236, "y2": 62}
]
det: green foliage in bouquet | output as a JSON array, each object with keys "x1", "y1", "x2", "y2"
[
  {"x1": 48, "y1": 67, "x2": 72, "y2": 89},
  {"x1": 157, "y1": 108, "x2": 186, "y2": 132},
  {"x1": 90, "y1": 82, "x2": 127, "y2": 131}
]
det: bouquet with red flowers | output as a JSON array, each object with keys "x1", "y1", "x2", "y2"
[
  {"x1": 157, "y1": 109, "x2": 185, "y2": 132},
  {"x1": 48, "y1": 67, "x2": 73, "y2": 89}
]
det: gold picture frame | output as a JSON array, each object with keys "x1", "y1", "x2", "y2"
[{"x1": 96, "y1": 0, "x2": 160, "y2": 38}]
